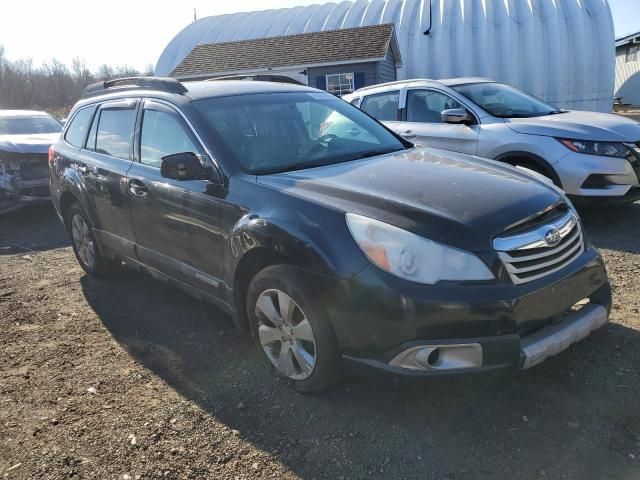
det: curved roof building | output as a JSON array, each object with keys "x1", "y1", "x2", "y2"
[{"x1": 156, "y1": 0, "x2": 615, "y2": 112}]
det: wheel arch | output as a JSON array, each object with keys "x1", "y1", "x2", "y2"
[
  {"x1": 59, "y1": 190, "x2": 82, "y2": 227},
  {"x1": 494, "y1": 151, "x2": 562, "y2": 187},
  {"x1": 231, "y1": 246, "x2": 293, "y2": 336}
]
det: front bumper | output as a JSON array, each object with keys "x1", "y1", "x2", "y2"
[
  {"x1": 555, "y1": 150, "x2": 639, "y2": 198},
  {"x1": 0, "y1": 172, "x2": 51, "y2": 214},
  {"x1": 308, "y1": 246, "x2": 611, "y2": 379}
]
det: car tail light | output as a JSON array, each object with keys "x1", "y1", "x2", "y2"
[{"x1": 48, "y1": 145, "x2": 55, "y2": 166}]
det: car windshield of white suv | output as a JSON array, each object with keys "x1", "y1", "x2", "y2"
[
  {"x1": 195, "y1": 92, "x2": 407, "y2": 174},
  {"x1": 0, "y1": 115, "x2": 63, "y2": 135},
  {"x1": 453, "y1": 83, "x2": 564, "y2": 118}
]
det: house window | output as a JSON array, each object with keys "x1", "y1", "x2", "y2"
[
  {"x1": 326, "y1": 73, "x2": 354, "y2": 96},
  {"x1": 627, "y1": 44, "x2": 640, "y2": 63}
]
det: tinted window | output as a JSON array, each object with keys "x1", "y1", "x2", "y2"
[
  {"x1": 140, "y1": 109, "x2": 201, "y2": 167},
  {"x1": 92, "y1": 108, "x2": 136, "y2": 159},
  {"x1": 0, "y1": 115, "x2": 62, "y2": 135},
  {"x1": 407, "y1": 90, "x2": 462, "y2": 123},
  {"x1": 360, "y1": 91, "x2": 400, "y2": 121},
  {"x1": 453, "y1": 83, "x2": 559, "y2": 118},
  {"x1": 195, "y1": 91, "x2": 405, "y2": 174},
  {"x1": 64, "y1": 107, "x2": 95, "y2": 147}
]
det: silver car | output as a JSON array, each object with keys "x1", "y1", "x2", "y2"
[{"x1": 344, "y1": 78, "x2": 640, "y2": 204}]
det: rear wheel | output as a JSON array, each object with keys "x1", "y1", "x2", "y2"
[
  {"x1": 67, "y1": 203, "x2": 118, "y2": 277},
  {"x1": 247, "y1": 265, "x2": 343, "y2": 393}
]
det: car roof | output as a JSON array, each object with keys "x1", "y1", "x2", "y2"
[
  {"x1": 347, "y1": 77, "x2": 495, "y2": 96},
  {"x1": 0, "y1": 109, "x2": 51, "y2": 117}
]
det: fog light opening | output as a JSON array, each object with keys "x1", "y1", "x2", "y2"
[
  {"x1": 389, "y1": 343, "x2": 483, "y2": 371},
  {"x1": 427, "y1": 347, "x2": 440, "y2": 367}
]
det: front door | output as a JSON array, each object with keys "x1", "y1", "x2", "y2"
[
  {"x1": 398, "y1": 89, "x2": 479, "y2": 155},
  {"x1": 127, "y1": 100, "x2": 224, "y2": 294}
]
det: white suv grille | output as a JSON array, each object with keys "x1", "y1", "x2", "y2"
[{"x1": 494, "y1": 211, "x2": 584, "y2": 285}]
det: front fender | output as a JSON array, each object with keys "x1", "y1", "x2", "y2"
[{"x1": 227, "y1": 209, "x2": 367, "y2": 284}]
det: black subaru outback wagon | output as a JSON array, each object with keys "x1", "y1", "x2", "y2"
[{"x1": 50, "y1": 77, "x2": 611, "y2": 392}]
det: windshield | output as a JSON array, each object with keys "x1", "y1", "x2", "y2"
[
  {"x1": 453, "y1": 83, "x2": 561, "y2": 118},
  {"x1": 195, "y1": 92, "x2": 406, "y2": 174},
  {"x1": 0, "y1": 115, "x2": 63, "y2": 135}
]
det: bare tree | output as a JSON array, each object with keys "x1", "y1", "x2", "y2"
[
  {"x1": 0, "y1": 53, "x2": 154, "y2": 115},
  {"x1": 96, "y1": 64, "x2": 115, "y2": 81}
]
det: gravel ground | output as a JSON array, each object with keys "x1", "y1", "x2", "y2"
[{"x1": 1, "y1": 203, "x2": 639, "y2": 480}]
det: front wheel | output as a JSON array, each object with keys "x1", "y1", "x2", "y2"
[
  {"x1": 67, "y1": 203, "x2": 118, "y2": 277},
  {"x1": 246, "y1": 265, "x2": 343, "y2": 393}
]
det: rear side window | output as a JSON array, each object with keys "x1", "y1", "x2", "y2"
[
  {"x1": 360, "y1": 91, "x2": 400, "y2": 121},
  {"x1": 87, "y1": 107, "x2": 136, "y2": 160},
  {"x1": 64, "y1": 106, "x2": 95, "y2": 147}
]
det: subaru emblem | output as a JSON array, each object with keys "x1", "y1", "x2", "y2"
[{"x1": 544, "y1": 228, "x2": 562, "y2": 247}]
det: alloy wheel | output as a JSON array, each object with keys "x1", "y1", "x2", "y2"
[
  {"x1": 255, "y1": 289, "x2": 317, "y2": 380},
  {"x1": 71, "y1": 214, "x2": 95, "y2": 269}
]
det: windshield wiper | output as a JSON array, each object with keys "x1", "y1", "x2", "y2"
[
  {"x1": 254, "y1": 146, "x2": 406, "y2": 175},
  {"x1": 347, "y1": 146, "x2": 407, "y2": 161}
]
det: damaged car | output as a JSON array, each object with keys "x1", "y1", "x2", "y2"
[{"x1": 0, "y1": 110, "x2": 63, "y2": 214}]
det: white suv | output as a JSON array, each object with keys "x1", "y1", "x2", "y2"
[{"x1": 344, "y1": 78, "x2": 640, "y2": 204}]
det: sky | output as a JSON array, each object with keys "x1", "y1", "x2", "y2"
[{"x1": 0, "y1": 0, "x2": 638, "y2": 72}]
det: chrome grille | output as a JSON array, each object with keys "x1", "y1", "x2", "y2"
[{"x1": 494, "y1": 211, "x2": 584, "y2": 285}]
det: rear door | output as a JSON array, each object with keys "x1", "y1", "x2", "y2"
[
  {"x1": 397, "y1": 89, "x2": 479, "y2": 154},
  {"x1": 127, "y1": 100, "x2": 224, "y2": 293},
  {"x1": 76, "y1": 99, "x2": 138, "y2": 257},
  {"x1": 359, "y1": 90, "x2": 403, "y2": 134}
]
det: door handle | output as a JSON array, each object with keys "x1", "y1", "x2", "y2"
[
  {"x1": 400, "y1": 130, "x2": 417, "y2": 140},
  {"x1": 128, "y1": 179, "x2": 149, "y2": 198}
]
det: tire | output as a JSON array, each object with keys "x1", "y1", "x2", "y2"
[
  {"x1": 246, "y1": 265, "x2": 344, "y2": 393},
  {"x1": 66, "y1": 203, "x2": 118, "y2": 278}
]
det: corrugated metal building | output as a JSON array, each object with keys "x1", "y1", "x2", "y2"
[
  {"x1": 615, "y1": 31, "x2": 640, "y2": 106},
  {"x1": 156, "y1": 0, "x2": 616, "y2": 112}
]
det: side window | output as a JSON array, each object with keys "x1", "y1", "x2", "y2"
[
  {"x1": 140, "y1": 108, "x2": 202, "y2": 168},
  {"x1": 88, "y1": 107, "x2": 136, "y2": 159},
  {"x1": 64, "y1": 106, "x2": 95, "y2": 148},
  {"x1": 627, "y1": 44, "x2": 639, "y2": 63},
  {"x1": 360, "y1": 91, "x2": 400, "y2": 121},
  {"x1": 406, "y1": 90, "x2": 462, "y2": 123}
]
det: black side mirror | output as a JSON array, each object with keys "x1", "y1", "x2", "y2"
[{"x1": 160, "y1": 152, "x2": 208, "y2": 181}]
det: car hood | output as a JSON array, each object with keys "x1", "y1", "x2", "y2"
[
  {"x1": 257, "y1": 147, "x2": 562, "y2": 252},
  {"x1": 0, "y1": 133, "x2": 60, "y2": 155},
  {"x1": 505, "y1": 111, "x2": 640, "y2": 142}
]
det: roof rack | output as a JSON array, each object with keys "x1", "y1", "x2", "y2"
[
  {"x1": 207, "y1": 74, "x2": 304, "y2": 86},
  {"x1": 82, "y1": 77, "x2": 188, "y2": 98}
]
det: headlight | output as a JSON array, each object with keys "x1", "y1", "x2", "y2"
[
  {"x1": 557, "y1": 139, "x2": 630, "y2": 158},
  {"x1": 346, "y1": 213, "x2": 495, "y2": 284}
]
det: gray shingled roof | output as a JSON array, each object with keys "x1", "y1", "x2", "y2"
[{"x1": 171, "y1": 24, "x2": 398, "y2": 78}]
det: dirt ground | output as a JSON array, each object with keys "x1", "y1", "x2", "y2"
[{"x1": 1, "y1": 202, "x2": 639, "y2": 480}]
